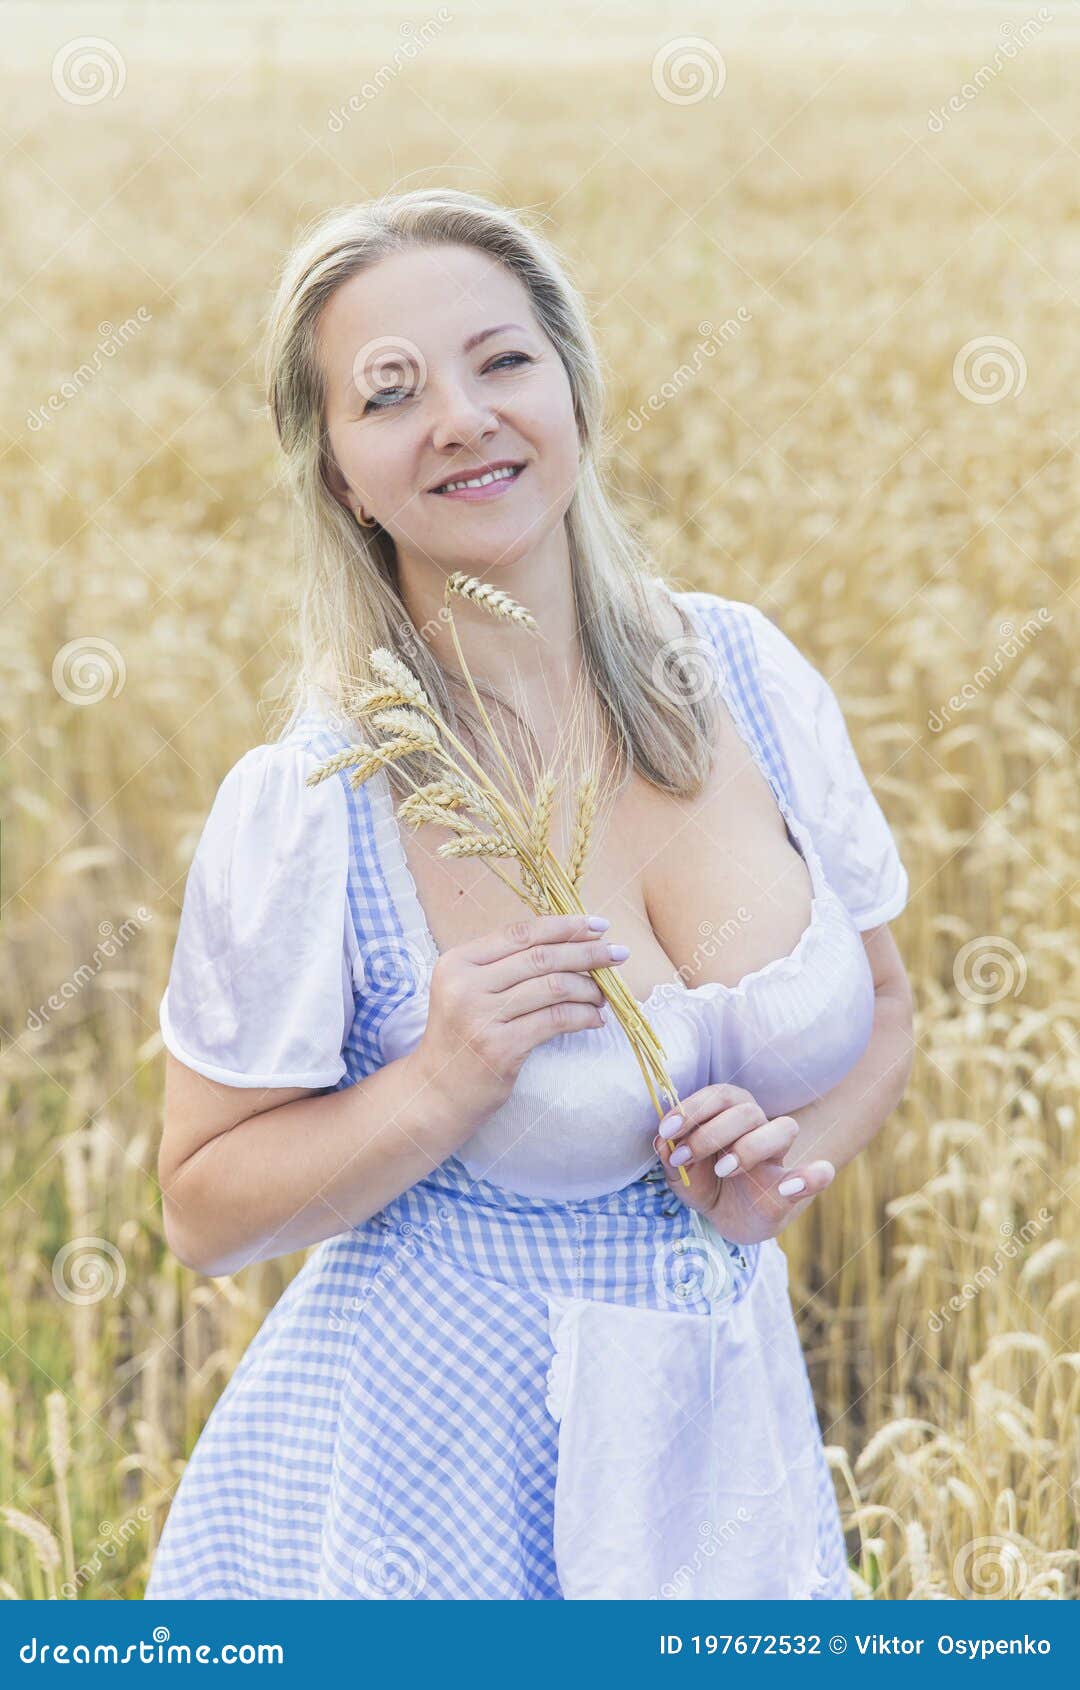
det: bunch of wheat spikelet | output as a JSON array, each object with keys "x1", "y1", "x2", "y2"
[{"x1": 306, "y1": 570, "x2": 689, "y2": 1181}]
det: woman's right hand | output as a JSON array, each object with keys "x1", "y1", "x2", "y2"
[{"x1": 409, "y1": 912, "x2": 629, "y2": 1133}]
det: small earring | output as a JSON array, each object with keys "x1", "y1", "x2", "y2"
[{"x1": 354, "y1": 506, "x2": 378, "y2": 528}]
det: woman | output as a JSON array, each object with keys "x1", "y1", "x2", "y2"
[{"x1": 145, "y1": 188, "x2": 914, "y2": 1600}]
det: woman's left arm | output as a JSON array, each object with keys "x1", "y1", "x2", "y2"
[{"x1": 780, "y1": 923, "x2": 914, "y2": 1217}]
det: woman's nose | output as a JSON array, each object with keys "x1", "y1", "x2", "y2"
[{"x1": 428, "y1": 382, "x2": 498, "y2": 450}]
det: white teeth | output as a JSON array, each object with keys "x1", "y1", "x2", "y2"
[{"x1": 437, "y1": 465, "x2": 520, "y2": 493}]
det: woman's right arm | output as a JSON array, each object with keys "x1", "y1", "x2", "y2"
[
  {"x1": 160, "y1": 910, "x2": 622, "y2": 1276},
  {"x1": 156, "y1": 738, "x2": 622, "y2": 1275},
  {"x1": 158, "y1": 1043, "x2": 466, "y2": 1277}
]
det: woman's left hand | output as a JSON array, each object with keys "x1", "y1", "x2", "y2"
[{"x1": 652, "y1": 1083, "x2": 836, "y2": 1245}]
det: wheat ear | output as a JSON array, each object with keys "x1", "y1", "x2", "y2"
[{"x1": 566, "y1": 772, "x2": 599, "y2": 890}]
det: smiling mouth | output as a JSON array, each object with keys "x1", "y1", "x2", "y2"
[{"x1": 429, "y1": 463, "x2": 526, "y2": 496}]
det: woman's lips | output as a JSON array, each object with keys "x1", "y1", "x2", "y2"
[{"x1": 429, "y1": 464, "x2": 526, "y2": 502}]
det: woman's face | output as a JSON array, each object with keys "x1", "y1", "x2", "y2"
[{"x1": 318, "y1": 243, "x2": 580, "y2": 573}]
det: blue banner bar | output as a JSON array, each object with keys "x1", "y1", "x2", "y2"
[{"x1": 3, "y1": 1601, "x2": 1075, "y2": 1684}]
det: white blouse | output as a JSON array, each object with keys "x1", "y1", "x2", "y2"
[{"x1": 159, "y1": 597, "x2": 909, "y2": 1113}]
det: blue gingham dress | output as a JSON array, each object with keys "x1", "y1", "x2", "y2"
[{"x1": 144, "y1": 594, "x2": 856, "y2": 1601}]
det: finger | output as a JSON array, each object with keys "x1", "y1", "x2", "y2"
[
  {"x1": 709, "y1": 1115, "x2": 799, "y2": 1176},
  {"x1": 657, "y1": 1085, "x2": 757, "y2": 1139},
  {"x1": 772, "y1": 1158, "x2": 836, "y2": 1201},
  {"x1": 652, "y1": 1130, "x2": 714, "y2": 1203},
  {"x1": 474, "y1": 913, "x2": 624, "y2": 978},
  {"x1": 665, "y1": 1100, "x2": 772, "y2": 1162}
]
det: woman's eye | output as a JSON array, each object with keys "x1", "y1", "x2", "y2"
[
  {"x1": 363, "y1": 386, "x2": 410, "y2": 414},
  {"x1": 486, "y1": 352, "x2": 532, "y2": 372},
  {"x1": 361, "y1": 353, "x2": 530, "y2": 412}
]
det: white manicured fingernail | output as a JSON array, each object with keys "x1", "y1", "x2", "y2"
[
  {"x1": 713, "y1": 1152, "x2": 739, "y2": 1177},
  {"x1": 778, "y1": 1176, "x2": 806, "y2": 1196}
]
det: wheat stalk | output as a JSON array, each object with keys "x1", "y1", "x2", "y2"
[
  {"x1": 45, "y1": 1391, "x2": 76, "y2": 1591},
  {"x1": 306, "y1": 572, "x2": 689, "y2": 1179}
]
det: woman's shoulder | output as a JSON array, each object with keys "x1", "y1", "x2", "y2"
[
  {"x1": 652, "y1": 581, "x2": 909, "y2": 930},
  {"x1": 211, "y1": 687, "x2": 364, "y2": 817},
  {"x1": 159, "y1": 700, "x2": 368, "y2": 1090},
  {"x1": 652, "y1": 580, "x2": 832, "y2": 698},
  {"x1": 175, "y1": 694, "x2": 370, "y2": 953}
]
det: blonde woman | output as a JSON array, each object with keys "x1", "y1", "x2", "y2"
[{"x1": 145, "y1": 189, "x2": 913, "y2": 1600}]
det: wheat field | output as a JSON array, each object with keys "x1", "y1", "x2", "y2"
[{"x1": 2, "y1": 0, "x2": 1078, "y2": 1600}]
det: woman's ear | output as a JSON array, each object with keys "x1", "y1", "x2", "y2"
[{"x1": 323, "y1": 455, "x2": 352, "y2": 512}]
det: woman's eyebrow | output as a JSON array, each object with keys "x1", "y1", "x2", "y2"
[{"x1": 462, "y1": 321, "x2": 528, "y2": 352}]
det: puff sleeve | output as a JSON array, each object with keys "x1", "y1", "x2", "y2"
[
  {"x1": 159, "y1": 741, "x2": 356, "y2": 1087},
  {"x1": 745, "y1": 605, "x2": 909, "y2": 930}
]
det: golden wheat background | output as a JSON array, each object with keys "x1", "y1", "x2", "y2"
[{"x1": 3, "y1": 0, "x2": 1078, "y2": 1599}]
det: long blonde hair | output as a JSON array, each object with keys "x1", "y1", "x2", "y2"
[{"x1": 262, "y1": 186, "x2": 719, "y2": 799}]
